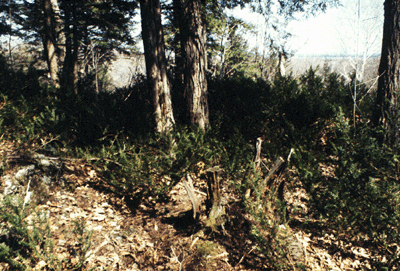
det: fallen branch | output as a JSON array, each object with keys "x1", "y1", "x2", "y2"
[
  {"x1": 234, "y1": 245, "x2": 257, "y2": 270},
  {"x1": 5, "y1": 154, "x2": 123, "y2": 167},
  {"x1": 262, "y1": 156, "x2": 285, "y2": 193}
]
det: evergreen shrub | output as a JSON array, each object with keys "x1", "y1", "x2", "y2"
[
  {"x1": 0, "y1": 196, "x2": 93, "y2": 270},
  {"x1": 294, "y1": 109, "x2": 400, "y2": 268}
]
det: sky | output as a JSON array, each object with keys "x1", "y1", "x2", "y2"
[
  {"x1": 231, "y1": 0, "x2": 384, "y2": 57},
  {"x1": 2, "y1": 0, "x2": 384, "y2": 59}
]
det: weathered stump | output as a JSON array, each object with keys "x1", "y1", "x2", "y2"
[{"x1": 205, "y1": 166, "x2": 225, "y2": 230}]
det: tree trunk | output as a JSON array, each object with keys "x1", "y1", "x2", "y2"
[
  {"x1": 61, "y1": 2, "x2": 79, "y2": 93},
  {"x1": 176, "y1": 0, "x2": 209, "y2": 130},
  {"x1": 42, "y1": 0, "x2": 59, "y2": 87},
  {"x1": 278, "y1": 52, "x2": 286, "y2": 77},
  {"x1": 50, "y1": 0, "x2": 65, "y2": 64},
  {"x1": 374, "y1": 0, "x2": 400, "y2": 144},
  {"x1": 140, "y1": 0, "x2": 175, "y2": 134}
]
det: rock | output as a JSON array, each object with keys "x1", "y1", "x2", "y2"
[
  {"x1": 1, "y1": 154, "x2": 62, "y2": 206},
  {"x1": 3, "y1": 176, "x2": 18, "y2": 195},
  {"x1": 288, "y1": 236, "x2": 305, "y2": 265},
  {"x1": 41, "y1": 176, "x2": 52, "y2": 186},
  {"x1": 14, "y1": 165, "x2": 35, "y2": 182}
]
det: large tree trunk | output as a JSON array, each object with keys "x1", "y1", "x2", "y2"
[
  {"x1": 61, "y1": 2, "x2": 79, "y2": 93},
  {"x1": 374, "y1": 0, "x2": 400, "y2": 144},
  {"x1": 50, "y1": 0, "x2": 65, "y2": 64},
  {"x1": 175, "y1": 0, "x2": 209, "y2": 130},
  {"x1": 42, "y1": 0, "x2": 59, "y2": 87},
  {"x1": 140, "y1": 0, "x2": 175, "y2": 134}
]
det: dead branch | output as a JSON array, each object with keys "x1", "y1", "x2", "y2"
[
  {"x1": 262, "y1": 156, "x2": 285, "y2": 195},
  {"x1": 182, "y1": 174, "x2": 200, "y2": 219}
]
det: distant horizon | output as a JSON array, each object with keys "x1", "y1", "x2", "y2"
[
  {"x1": 292, "y1": 53, "x2": 381, "y2": 59},
  {"x1": 232, "y1": 0, "x2": 384, "y2": 58}
]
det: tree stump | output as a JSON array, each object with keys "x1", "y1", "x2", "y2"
[
  {"x1": 262, "y1": 156, "x2": 285, "y2": 196},
  {"x1": 245, "y1": 137, "x2": 263, "y2": 198},
  {"x1": 205, "y1": 166, "x2": 225, "y2": 230}
]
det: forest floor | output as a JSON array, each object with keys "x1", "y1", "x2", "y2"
[{"x1": 0, "y1": 139, "x2": 384, "y2": 270}]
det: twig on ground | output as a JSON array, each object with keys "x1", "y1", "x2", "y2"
[{"x1": 234, "y1": 245, "x2": 257, "y2": 270}]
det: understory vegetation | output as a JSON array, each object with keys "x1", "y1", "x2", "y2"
[{"x1": 1, "y1": 55, "x2": 399, "y2": 270}]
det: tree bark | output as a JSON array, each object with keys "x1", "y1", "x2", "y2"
[
  {"x1": 205, "y1": 166, "x2": 225, "y2": 230},
  {"x1": 42, "y1": 0, "x2": 59, "y2": 87},
  {"x1": 61, "y1": 2, "x2": 79, "y2": 93},
  {"x1": 175, "y1": 0, "x2": 209, "y2": 130},
  {"x1": 374, "y1": 0, "x2": 400, "y2": 144},
  {"x1": 50, "y1": 0, "x2": 65, "y2": 64},
  {"x1": 140, "y1": 0, "x2": 175, "y2": 134}
]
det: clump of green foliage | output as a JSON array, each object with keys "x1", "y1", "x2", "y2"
[
  {"x1": 0, "y1": 196, "x2": 93, "y2": 270},
  {"x1": 187, "y1": 240, "x2": 221, "y2": 270},
  {"x1": 295, "y1": 112, "x2": 400, "y2": 268},
  {"x1": 85, "y1": 125, "x2": 252, "y2": 202},
  {"x1": 244, "y1": 171, "x2": 293, "y2": 269}
]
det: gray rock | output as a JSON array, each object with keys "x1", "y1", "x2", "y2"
[
  {"x1": 14, "y1": 165, "x2": 35, "y2": 182},
  {"x1": 3, "y1": 176, "x2": 18, "y2": 195},
  {"x1": 41, "y1": 176, "x2": 52, "y2": 186}
]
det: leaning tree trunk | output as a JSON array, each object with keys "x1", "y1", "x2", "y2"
[
  {"x1": 374, "y1": 0, "x2": 400, "y2": 144},
  {"x1": 176, "y1": 0, "x2": 209, "y2": 130},
  {"x1": 140, "y1": 0, "x2": 175, "y2": 134},
  {"x1": 42, "y1": 0, "x2": 59, "y2": 87}
]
